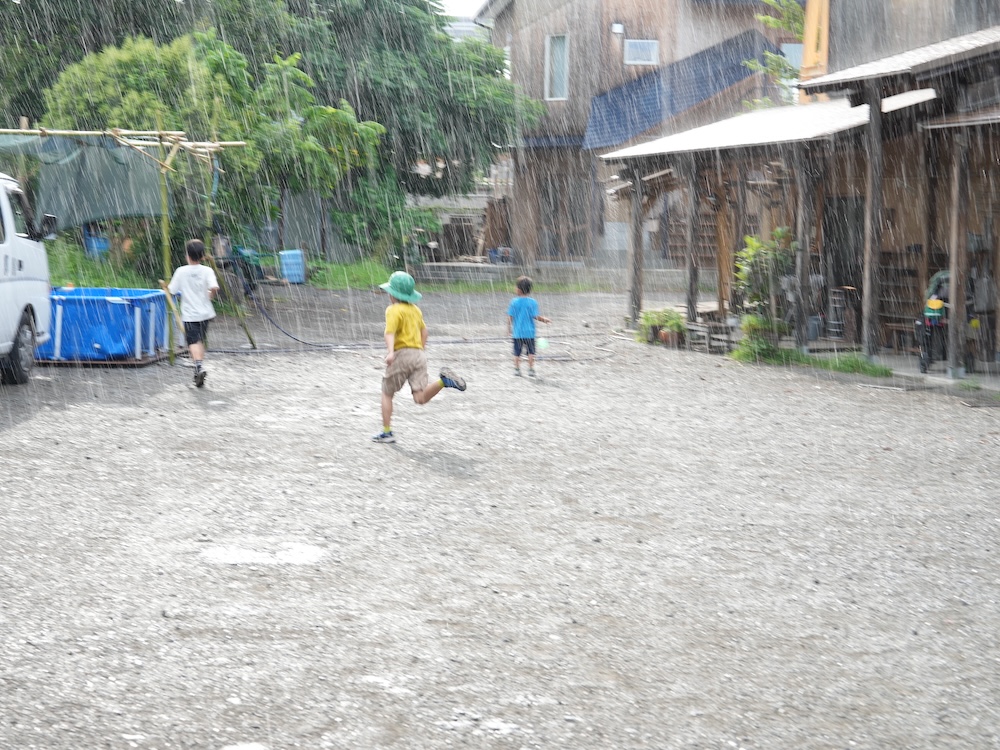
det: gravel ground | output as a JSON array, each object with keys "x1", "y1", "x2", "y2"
[{"x1": 2, "y1": 289, "x2": 999, "y2": 749}]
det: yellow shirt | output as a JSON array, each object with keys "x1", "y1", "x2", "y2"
[{"x1": 385, "y1": 302, "x2": 426, "y2": 350}]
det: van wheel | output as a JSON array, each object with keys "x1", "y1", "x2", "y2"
[{"x1": 1, "y1": 313, "x2": 36, "y2": 385}]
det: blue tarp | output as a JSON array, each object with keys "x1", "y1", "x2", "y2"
[
  {"x1": 0, "y1": 135, "x2": 164, "y2": 231},
  {"x1": 582, "y1": 30, "x2": 779, "y2": 151}
]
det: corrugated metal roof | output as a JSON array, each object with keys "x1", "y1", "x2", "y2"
[
  {"x1": 800, "y1": 25, "x2": 1000, "y2": 92},
  {"x1": 582, "y1": 31, "x2": 776, "y2": 151},
  {"x1": 601, "y1": 89, "x2": 936, "y2": 161}
]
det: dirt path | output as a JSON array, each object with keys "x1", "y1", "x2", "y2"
[{"x1": 2, "y1": 291, "x2": 999, "y2": 749}]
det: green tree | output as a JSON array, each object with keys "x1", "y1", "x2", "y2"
[
  {"x1": 743, "y1": 0, "x2": 805, "y2": 108},
  {"x1": 253, "y1": 52, "x2": 385, "y2": 246},
  {"x1": 41, "y1": 33, "x2": 384, "y2": 260},
  {"x1": 0, "y1": 0, "x2": 311, "y2": 124},
  {"x1": 297, "y1": 0, "x2": 538, "y2": 196}
]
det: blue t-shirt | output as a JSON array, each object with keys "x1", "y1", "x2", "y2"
[{"x1": 508, "y1": 296, "x2": 539, "y2": 339}]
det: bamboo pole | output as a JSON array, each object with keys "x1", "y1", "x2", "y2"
[
  {"x1": 200, "y1": 125, "x2": 256, "y2": 349},
  {"x1": 160, "y1": 159, "x2": 174, "y2": 364}
]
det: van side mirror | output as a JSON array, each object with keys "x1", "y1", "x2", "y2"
[{"x1": 40, "y1": 214, "x2": 57, "y2": 241}]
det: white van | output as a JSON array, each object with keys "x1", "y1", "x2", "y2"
[{"x1": 0, "y1": 172, "x2": 56, "y2": 384}]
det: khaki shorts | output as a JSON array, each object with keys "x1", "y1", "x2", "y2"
[{"x1": 382, "y1": 347, "x2": 429, "y2": 396}]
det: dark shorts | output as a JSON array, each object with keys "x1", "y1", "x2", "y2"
[
  {"x1": 184, "y1": 320, "x2": 210, "y2": 346},
  {"x1": 513, "y1": 338, "x2": 535, "y2": 357}
]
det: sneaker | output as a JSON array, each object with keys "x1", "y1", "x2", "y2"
[
  {"x1": 372, "y1": 431, "x2": 396, "y2": 443},
  {"x1": 439, "y1": 369, "x2": 466, "y2": 391},
  {"x1": 194, "y1": 368, "x2": 207, "y2": 388},
  {"x1": 528, "y1": 368, "x2": 536, "y2": 378},
  {"x1": 513, "y1": 368, "x2": 522, "y2": 377}
]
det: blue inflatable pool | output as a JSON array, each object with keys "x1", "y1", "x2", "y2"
[{"x1": 35, "y1": 288, "x2": 168, "y2": 362}]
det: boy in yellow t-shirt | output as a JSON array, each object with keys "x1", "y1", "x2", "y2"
[{"x1": 373, "y1": 271, "x2": 466, "y2": 443}]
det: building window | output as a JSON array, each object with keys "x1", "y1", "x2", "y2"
[
  {"x1": 624, "y1": 39, "x2": 659, "y2": 66},
  {"x1": 545, "y1": 34, "x2": 569, "y2": 100}
]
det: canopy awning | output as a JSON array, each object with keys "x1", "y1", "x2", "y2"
[
  {"x1": 601, "y1": 89, "x2": 936, "y2": 163},
  {"x1": 923, "y1": 104, "x2": 1000, "y2": 131},
  {"x1": 799, "y1": 25, "x2": 1000, "y2": 95}
]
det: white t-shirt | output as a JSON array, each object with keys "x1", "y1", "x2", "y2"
[{"x1": 168, "y1": 264, "x2": 219, "y2": 322}]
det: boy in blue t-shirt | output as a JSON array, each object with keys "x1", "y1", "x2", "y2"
[{"x1": 507, "y1": 276, "x2": 551, "y2": 377}]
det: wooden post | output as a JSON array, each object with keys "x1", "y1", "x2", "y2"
[
  {"x1": 918, "y1": 132, "x2": 934, "y2": 305},
  {"x1": 731, "y1": 165, "x2": 747, "y2": 313},
  {"x1": 714, "y1": 171, "x2": 731, "y2": 318},
  {"x1": 947, "y1": 134, "x2": 969, "y2": 378},
  {"x1": 794, "y1": 144, "x2": 817, "y2": 353},
  {"x1": 684, "y1": 158, "x2": 700, "y2": 322},
  {"x1": 862, "y1": 84, "x2": 885, "y2": 358},
  {"x1": 994, "y1": 165, "x2": 1000, "y2": 363},
  {"x1": 626, "y1": 168, "x2": 644, "y2": 325}
]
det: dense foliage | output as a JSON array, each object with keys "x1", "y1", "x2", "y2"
[
  {"x1": 41, "y1": 32, "x2": 384, "y2": 259},
  {"x1": 2, "y1": 0, "x2": 528, "y2": 196}
]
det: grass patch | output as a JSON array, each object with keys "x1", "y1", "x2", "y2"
[
  {"x1": 306, "y1": 260, "x2": 611, "y2": 294},
  {"x1": 958, "y1": 378, "x2": 982, "y2": 392},
  {"x1": 307, "y1": 259, "x2": 393, "y2": 290},
  {"x1": 732, "y1": 346, "x2": 893, "y2": 378},
  {"x1": 47, "y1": 237, "x2": 152, "y2": 289},
  {"x1": 419, "y1": 279, "x2": 610, "y2": 294}
]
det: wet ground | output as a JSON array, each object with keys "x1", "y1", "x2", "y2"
[{"x1": 2, "y1": 289, "x2": 999, "y2": 749}]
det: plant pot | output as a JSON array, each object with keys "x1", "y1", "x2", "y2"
[
  {"x1": 647, "y1": 325, "x2": 661, "y2": 344},
  {"x1": 658, "y1": 329, "x2": 682, "y2": 347}
]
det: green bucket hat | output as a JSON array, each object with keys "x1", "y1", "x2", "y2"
[{"x1": 380, "y1": 271, "x2": 422, "y2": 303}]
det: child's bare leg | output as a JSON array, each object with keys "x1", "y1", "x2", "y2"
[
  {"x1": 413, "y1": 379, "x2": 444, "y2": 405},
  {"x1": 190, "y1": 341, "x2": 206, "y2": 362},
  {"x1": 381, "y1": 391, "x2": 394, "y2": 427},
  {"x1": 513, "y1": 355, "x2": 521, "y2": 369},
  {"x1": 527, "y1": 353, "x2": 535, "y2": 369}
]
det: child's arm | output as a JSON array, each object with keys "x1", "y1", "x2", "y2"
[
  {"x1": 421, "y1": 326, "x2": 428, "y2": 348},
  {"x1": 166, "y1": 269, "x2": 180, "y2": 296},
  {"x1": 507, "y1": 315, "x2": 513, "y2": 337},
  {"x1": 535, "y1": 314, "x2": 551, "y2": 324},
  {"x1": 384, "y1": 332, "x2": 396, "y2": 364},
  {"x1": 207, "y1": 269, "x2": 220, "y2": 300}
]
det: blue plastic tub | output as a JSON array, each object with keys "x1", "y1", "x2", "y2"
[
  {"x1": 82, "y1": 225, "x2": 110, "y2": 258},
  {"x1": 35, "y1": 288, "x2": 168, "y2": 362},
  {"x1": 279, "y1": 249, "x2": 306, "y2": 284}
]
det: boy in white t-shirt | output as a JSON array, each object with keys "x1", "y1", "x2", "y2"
[{"x1": 167, "y1": 239, "x2": 219, "y2": 387}]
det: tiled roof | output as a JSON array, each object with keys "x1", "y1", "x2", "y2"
[{"x1": 582, "y1": 30, "x2": 777, "y2": 151}]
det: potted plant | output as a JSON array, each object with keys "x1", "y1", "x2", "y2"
[
  {"x1": 637, "y1": 309, "x2": 663, "y2": 343},
  {"x1": 734, "y1": 227, "x2": 794, "y2": 358},
  {"x1": 656, "y1": 308, "x2": 687, "y2": 347}
]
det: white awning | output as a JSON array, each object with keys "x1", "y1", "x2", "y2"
[{"x1": 601, "y1": 89, "x2": 936, "y2": 162}]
